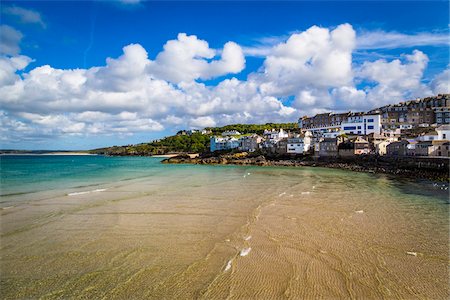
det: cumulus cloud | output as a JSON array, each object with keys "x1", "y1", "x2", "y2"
[
  {"x1": 0, "y1": 25, "x2": 23, "y2": 55},
  {"x1": 359, "y1": 50, "x2": 432, "y2": 106},
  {"x1": 0, "y1": 25, "x2": 447, "y2": 147},
  {"x1": 148, "y1": 33, "x2": 245, "y2": 83},
  {"x1": 2, "y1": 6, "x2": 46, "y2": 28},
  {"x1": 430, "y1": 68, "x2": 450, "y2": 94},
  {"x1": 257, "y1": 24, "x2": 355, "y2": 97}
]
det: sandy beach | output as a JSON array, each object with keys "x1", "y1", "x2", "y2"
[{"x1": 1, "y1": 160, "x2": 448, "y2": 299}]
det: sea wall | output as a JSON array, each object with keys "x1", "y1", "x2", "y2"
[{"x1": 162, "y1": 154, "x2": 450, "y2": 182}]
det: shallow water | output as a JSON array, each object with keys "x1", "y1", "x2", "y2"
[{"x1": 1, "y1": 156, "x2": 449, "y2": 299}]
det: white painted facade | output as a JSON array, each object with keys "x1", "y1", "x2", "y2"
[
  {"x1": 263, "y1": 128, "x2": 289, "y2": 142},
  {"x1": 286, "y1": 132, "x2": 313, "y2": 154},
  {"x1": 340, "y1": 114, "x2": 381, "y2": 135},
  {"x1": 436, "y1": 125, "x2": 450, "y2": 141},
  {"x1": 286, "y1": 138, "x2": 304, "y2": 154},
  {"x1": 210, "y1": 136, "x2": 240, "y2": 152},
  {"x1": 416, "y1": 133, "x2": 437, "y2": 142},
  {"x1": 221, "y1": 130, "x2": 241, "y2": 136}
]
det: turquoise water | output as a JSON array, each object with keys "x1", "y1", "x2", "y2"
[
  {"x1": 0, "y1": 155, "x2": 174, "y2": 196},
  {"x1": 1, "y1": 154, "x2": 448, "y2": 202},
  {"x1": 1, "y1": 154, "x2": 448, "y2": 298}
]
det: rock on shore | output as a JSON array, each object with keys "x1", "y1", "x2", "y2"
[{"x1": 162, "y1": 153, "x2": 449, "y2": 182}]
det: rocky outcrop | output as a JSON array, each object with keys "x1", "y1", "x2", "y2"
[{"x1": 162, "y1": 154, "x2": 449, "y2": 182}]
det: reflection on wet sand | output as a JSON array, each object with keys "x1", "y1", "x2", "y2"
[{"x1": 1, "y1": 166, "x2": 448, "y2": 299}]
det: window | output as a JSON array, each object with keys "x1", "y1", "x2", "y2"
[
  {"x1": 357, "y1": 126, "x2": 361, "y2": 129},
  {"x1": 344, "y1": 126, "x2": 357, "y2": 130},
  {"x1": 367, "y1": 119, "x2": 374, "y2": 122},
  {"x1": 368, "y1": 125, "x2": 374, "y2": 130},
  {"x1": 358, "y1": 131, "x2": 361, "y2": 134},
  {"x1": 443, "y1": 134, "x2": 446, "y2": 139}
]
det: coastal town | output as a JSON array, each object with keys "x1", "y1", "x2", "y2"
[{"x1": 208, "y1": 94, "x2": 450, "y2": 159}]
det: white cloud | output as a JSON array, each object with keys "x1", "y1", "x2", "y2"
[
  {"x1": 356, "y1": 30, "x2": 449, "y2": 50},
  {"x1": 257, "y1": 24, "x2": 355, "y2": 97},
  {"x1": 430, "y1": 68, "x2": 450, "y2": 94},
  {"x1": 0, "y1": 25, "x2": 23, "y2": 55},
  {"x1": 0, "y1": 25, "x2": 447, "y2": 146},
  {"x1": 359, "y1": 50, "x2": 432, "y2": 106},
  {"x1": 244, "y1": 30, "x2": 449, "y2": 57},
  {"x1": 190, "y1": 116, "x2": 216, "y2": 128},
  {"x1": 148, "y1": 33, "x2": 245, "y2": 83},
  {"x1": 2, "y1": 6, "x2": 46, "y2": 28},
  {"x1": 0, "y1": 55, "x2": 33, "y2": 85}
]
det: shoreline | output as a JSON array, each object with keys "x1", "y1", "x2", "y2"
[
  {"x1": 162, "y1": 154, "x2": 450, "y2": 182},
  {"x1": 0, "y1": 152, "x2": 95, "y2": 156},
  {"x1": 152, "y1": 153, "x2": 199, "y2": 158}
]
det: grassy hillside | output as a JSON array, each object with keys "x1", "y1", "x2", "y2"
[{"x1": 90, "y1": 122, "x2": 298, "y2": 156}]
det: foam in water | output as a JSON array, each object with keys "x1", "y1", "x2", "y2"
[
  {"x1": 67, "y1": 188, "x2": 107, "y2": 196},
  {"x1": 244, "y1": 235, "x2": 252, "y2": 241},
  {"x1": 301, "y1": 191, "x2": 311, "y2": 195},
  {"x1": 406, "y1": 251, "x2": 418, "y2": 256},
  {"x1": 224, "y1": 259, "x2": 233, "y2": 271},
  {"x1": 278, "y1": 192, "x2": 286, "y2": 197},
  {"x1": 355, "y1": 210, "x2": 364, "y2": 214},
  {"x1": 240, "y1": 247, "x2": 251, "y2": 257}
]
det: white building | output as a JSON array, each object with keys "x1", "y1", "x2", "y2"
[
  {"x1": 286, "y1": 131, "x2": 313, "y2": 154},
  {"x1": 239, "y1": 134, "x2": 263, "y2": 152},
  {"x1": 436, "y1": 125, "x2": 450, "y2": 141},
  {"x1": 221, "y1": 130, "x2": 241, "y2": 136},
  {"x1": 210, "y1": 136, "x2": 240, "y2": 152},
  {"x1": 416, "y1": 131, "x2": 437, "y2": 142},
  {"x1": 286, "y1": 138, "x2": 303, "y2": 154},
  {"x1": 399, "y1": 124, "x2": 413, "y2": 130},
  {"x1": 263, "y1": 128, "x2": 289, "y2": 142},
  {"x1": 340, "y1": 113, "x2": 381, "y2": 135}
]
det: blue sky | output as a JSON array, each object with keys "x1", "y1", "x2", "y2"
[{"x1": 0, "y1": 1, "x2": 449, "y2": 150}]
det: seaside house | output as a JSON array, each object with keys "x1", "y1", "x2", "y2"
[
  {"x1": 286, "y1": 137, "x2": 303, "y2": 154},
  {"x1": 277, "y1": 138, "x2": 288, "y2": 154},
  {"x1": 337, "y1": 140, "x2": 354, "y2": 158},
  {"x1": 260, "y1": 129, "x2": 289, "y2": 154},
  {"x1": 406, "y1": 139, "x2": 418, "y2": 156},
  {"x1": 367, "y1": 132, "x2": 398, "y2": 155},
  {"x1": 286, "y1": 132, "x2": 313, "y2": 154},
  {"x1": 375, "y1": 140, "x2": 391, "y2": 156},
  {"x1": 340, "y1": 113, "x2": 382, "y2": 136},
  {"x1": 337, "y1": 136, "x2": 370, "y2": 157},
  {"x1": 435, "y1": 107, "x2": 450, "y2": 125},
  {"x1": 315, "y1": 138, "x2": 338, "y2": 158},
  {"x1": 372, "y1": 94, "x2": 449, "y2": 130},
  {"x1": 221, "y1": 130, "x2": 241, "y2": 136},
  {"x1": 386, "y1": 140, "x2": 410, "y2": 156},
  {"x1": 414, "y1": 141, "x2": 433, "y2": 156},
  {"x1": 299, "y1": 111, "x2": 381, "y2": 136},
  {"x1": 436, "y1": 125, "x2": 450, "y2": 140},
  {"x1": 263, "y1": 128, "x2": 289, "y2": 141},
  {"x1": 430, "y1": 140, "x2": 450, "y2": 157},
  {"x1": 416, "y1": 130, "x2": 438, "y2": 142},
  {"x1": 210, "y1": 136, "x2": 240, "y2": 152},
  {"x1": 239, "y1": 134, "x2": 263, "y2": 152},
  {"x1": 354, "y1": 136, "x2": 370, "y2": 155}
]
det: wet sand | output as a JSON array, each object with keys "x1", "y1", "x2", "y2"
[{"x1": 1, "y1": 166, "x2": 448, "y2": 299}]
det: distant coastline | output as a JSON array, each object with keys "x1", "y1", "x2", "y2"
[{"x1": 0, "y1": 151, "x2": 95, "y2": 156}]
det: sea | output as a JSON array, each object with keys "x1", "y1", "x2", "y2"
[{"x1": 0, "y1": 154, "x2": 448, "y2": 299}]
